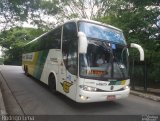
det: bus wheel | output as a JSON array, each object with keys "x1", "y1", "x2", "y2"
[
  {"x1": 48, "y1": 74, "x2": 57, "y2": 93},
  {"x1": 25, "y1": 66, "x2": 29, "y2": 76}
]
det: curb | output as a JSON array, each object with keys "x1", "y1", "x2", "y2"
[
  {"x1": 0, "y1": 81, "x2": 7, "y2": 115},
  {"x1": 130, "y1": 90, "x2": 160, "y2": 102}
]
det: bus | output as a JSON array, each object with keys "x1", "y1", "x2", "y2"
[{"x1": 22, "y1": 19, "x2": 144, "y2": 103}]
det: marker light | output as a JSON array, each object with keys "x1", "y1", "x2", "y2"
[{"x1": 79, "y1": 95, "x2": 89, "y2": 100}]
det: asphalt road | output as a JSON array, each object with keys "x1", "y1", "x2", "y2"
[{"x1": 0, "y1": 65, "x2": 160, "y2": 116}]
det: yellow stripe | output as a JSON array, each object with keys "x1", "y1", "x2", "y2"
[{"x1": 121, "y1": 80, "x2": 126, "y2": 85}]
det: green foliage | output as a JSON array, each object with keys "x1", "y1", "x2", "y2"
[
  {"x1": 98, "y1": 2, "x2": 160, "y2": 56},
  {"x1": 97, "y1": 0, "x2": 160, "y2": 87},
  {"x1": 0, "y1": 27, "x2": 45, "y2": 65},
  {"x1": 0, "y1": 0, "x2": 60, "y2": 30},
  {"x1": 0, "y1": 58, "x2": 4, "y2": 65}
]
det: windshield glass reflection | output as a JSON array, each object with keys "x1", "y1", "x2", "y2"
[
  {"x1": 79, "y1": 21, "x2": 129, "y2": 80},
  {"x1": 79, "y1": 39, "x2": 129, "y2": 80},
  {"x1": 79, "y1": 21, "x2": 126, "y2": 45}
]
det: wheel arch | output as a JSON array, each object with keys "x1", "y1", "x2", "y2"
[{"x1": 48, "y1": 71, "x2": 58, "y2": 86}]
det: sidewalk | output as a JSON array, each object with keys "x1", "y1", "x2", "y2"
[
  {"x1": 130, "y1": 87, "x2": 160, "y2": 102},
  {"x1": 0, "y1": 80, "x2": 7, "y2": 115},
  {"x1": 0, "y1": 68, "x2": 24, "y2": 115}
]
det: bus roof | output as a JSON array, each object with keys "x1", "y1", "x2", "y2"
[
  {"x1": 64, "y1": 18, "x2": 122, "y2": 32},
  {"x1": 26, "y1": 19, "x2": 122, "y2": 46},
  {"x1": 25, "y1": 32, "x2": 47, "y2": 46}
]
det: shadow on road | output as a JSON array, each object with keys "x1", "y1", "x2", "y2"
[
  {"x1": 28, "y1": 73, "x2": 123, "y2": 113},
  {"x1": 55, "y1": 94, "x2": 123, "y2": 113}
]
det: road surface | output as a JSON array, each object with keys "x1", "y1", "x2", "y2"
[{"x1": 0, "y1": 66, "x2": 160, "y2": 116}]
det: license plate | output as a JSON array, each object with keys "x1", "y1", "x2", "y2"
[{"x1": 107, "y1": 95, "x2": 116, "y2": 101}]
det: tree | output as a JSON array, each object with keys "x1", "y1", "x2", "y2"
[
  {"x1": 98, "y1": 0, "x2": 160, "y2": 88},
  {"x1": 98, "y1": 0, "x2": 160, "y2": 54},
  {"x1": 0, "y1": 0, "x2": 60, "y2": 31},
  {"x1": 0, "y1": 27, "x2": 45, "y2": 65},
  {"x1": 0, "y1": 0, "x2": 127, "y2": 31},
  {"x1": 56, "y1": 0, "x2": 126, "y2": 20}
]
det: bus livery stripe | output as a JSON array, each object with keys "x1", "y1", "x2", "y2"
[{"x1": 33, "y1": 50, "x2": 49, "y2": 80}]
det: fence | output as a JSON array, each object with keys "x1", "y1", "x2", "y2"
[{"x1": 130, "y1": 58, "x2": 160, "y2": 92}]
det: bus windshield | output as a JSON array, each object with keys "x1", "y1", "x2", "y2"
[
  {"x1": 79, "y1": 21, "x2": 129, "y2": 80},
  {"x1": 79, "y1": 21, "x2": 126, "y2": 45}
]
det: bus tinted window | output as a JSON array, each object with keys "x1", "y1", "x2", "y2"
[
  {"x1": 46, "y1": 27, "x2": 61, "y2": 49},
  {"x1": 62, "y1": 22, "x2": 78, "y2": 75},
  {"x1": 29, "y1": 39, "x2": 39, "y2": 52},
  {"x1": 63, "y1": 22, "x2": 77, "y2": 39},
  {"x1": 24, "y1": 26, "x2": 62, "y2": 53}
]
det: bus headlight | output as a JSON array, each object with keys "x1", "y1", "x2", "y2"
[
  {"x1": 80, "y1": 85, "x2": 97, "y2": 91},
  {"x1": 123, "y1": 86, "x2": 129, "y2": 90}
]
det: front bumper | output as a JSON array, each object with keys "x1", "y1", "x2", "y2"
[{"x1": 75, "y1": 87, "x2": 130, "y2": 103}]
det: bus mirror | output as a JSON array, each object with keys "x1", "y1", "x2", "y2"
[
  {"x1": 130, "y1": 43, "x2": 144, "y2": 61},
  {"x1": 78, "y1": 32, "x2": 88, "y2": 54}
]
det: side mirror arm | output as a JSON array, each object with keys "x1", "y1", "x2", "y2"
[
  {"x1": 129, "y1": 43, "x2": 144, "y2": 61},
  {"x1": 78, "y1": 32, "x2": 88, "y2": 54}
]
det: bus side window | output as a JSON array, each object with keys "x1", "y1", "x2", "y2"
[
  {"x1": 37, "y1": 35, "x2": 48, "y2": 50},
  {"x1": 62, "y1": 22, "x2": 78, "y2": 75},
  {"x1": 52, "y1": 27, "x2": 61, "y2": 49},
  {"x1": 45, "y1": 27, "x2": 61, "y2": 49},
  {"x1": 30, "y1": 39, "x2": 39, "y2": 52}
]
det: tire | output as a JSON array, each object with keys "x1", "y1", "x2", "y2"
[
  {"x1": 25, "y1": 66, "x2": 29, "y2": 76},
  {"x1": 48, "y1": 74, "x2": 57, "y2": 93}
]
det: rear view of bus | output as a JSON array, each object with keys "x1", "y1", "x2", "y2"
[{"x1": 76, "y1": 20, "x2": 144, "y2": 102}]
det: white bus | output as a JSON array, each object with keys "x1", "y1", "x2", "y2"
[{"x1": 22, "y1": 19, "x2": 144, "y2": 103}]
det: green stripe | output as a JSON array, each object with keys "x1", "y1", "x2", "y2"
[{"x1": 34, "y1": 50, "x2": 49, "y2": 79}]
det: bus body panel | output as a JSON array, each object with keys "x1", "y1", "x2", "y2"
[
  {"x1": 64, "y1": 71, "x2": 78, "y2": 101},
  {"x1": 23, "y1": 49, "x2": 78, "y2": 100},
  {"x1": 75, "y1": 78, "x2": 130, "y2": 103},
  {"x1": 22, "y1": 51, "x2": 49, "y2": 79},
  {"x1": 40, "y1": 49, "x2": 61, "y2": 85},
  {"x1": 84, "y1": 79, "x2": 130, "y2": 91},
  {"x1": 76, "y1": 86, "x2": 130, "y2": 103}
]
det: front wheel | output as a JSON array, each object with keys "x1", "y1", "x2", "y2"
[{"x1": 48, "y1": 74, "x2": 57, "y2": 93}]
